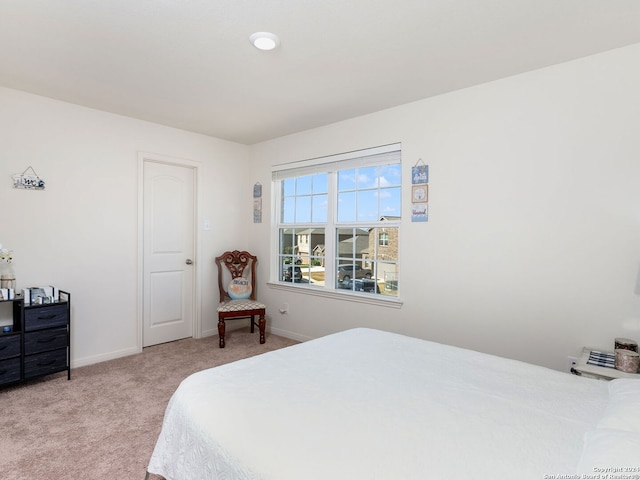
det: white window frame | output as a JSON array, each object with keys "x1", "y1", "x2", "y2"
[
  {"x1": 268, "y1": 144, "x2": 403, "y2": 308},
  {"x1": 379, "y1": 232, "x2": 389, "y2": 247}
]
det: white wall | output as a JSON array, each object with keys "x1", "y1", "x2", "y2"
[
  {"x1": 0, "y1": 87, "x2": 250, "y2": 366},
  {"x1": 2, "y1": 43, "x2": 639, "y2": 373},
  {"x1": 248, "y1": 43, "x2": 640, "y2": 371}
]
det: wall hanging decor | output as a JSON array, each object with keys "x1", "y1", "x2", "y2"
[
  {"x1": 411, "y1": 203, "x2": 428, "y2": 222},
  {"x1": 12, "y1": 166, "x2": 45, "y2": 190},
  {"x1": 411, "y1": 160, "x2": 428, "y2": 184},
  {"x1": 411, "y1": 159, "x2": 429, "y2": 222},
  {"x1": 411, "y1": 184, "x2": 428, "y2": 203},
  {"x1": 253, "y1": 182, "x2": 262, "y2": 223}
]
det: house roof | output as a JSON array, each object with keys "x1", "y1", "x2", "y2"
[{"x1": 1, "y1": 1, "x2": 640, "y2": 144}]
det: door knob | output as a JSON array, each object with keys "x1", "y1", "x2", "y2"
[{"x1": 185, "y1": 259, "x2": 193, "y2": 265}]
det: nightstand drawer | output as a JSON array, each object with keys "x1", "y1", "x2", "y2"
[
  {"x1": 0, "y1": 357, "x2": 21, "y2": 385},
  {"x1": 24, "y1": 348, "x2": 67, "y2": 379},
  {"x1": 24, "y1": 327, "x2": 68, "y2": 355},
  {"x1": 24, "y1": 304, "x2": 68, "y2": 331},
  {"x1": 0, "y1": 334, "x2": 20, "y2": 360}
]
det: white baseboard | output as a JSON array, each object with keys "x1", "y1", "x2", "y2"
[
  {"x1": 205, "y1": 323, "x2": 312, "y2": 343},
  {"x1": 200, "y1": 327, "x2": 217, "y2": 338},
  {"x1": 269, "y1": 326, "x2": 312, "y2": 343},
  {"x1": 200, "y1": 322, "x2": 246, "y2": 339},
  {"x1": 71, "y1": 346, "x2": 140, "y2": 369},
  {"x1": 71, "y1": 326, "x2": 311, "y2": 369}
]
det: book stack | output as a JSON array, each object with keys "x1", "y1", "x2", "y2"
[
  {"x1": 23, "y1": 286, "x2": 59, "y2": 304},
  {"x1": 0, "y1": 288, "x2": 15, "y2": 300}
]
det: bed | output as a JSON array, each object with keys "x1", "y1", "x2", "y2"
[{"x1": 147, "y1": 328, "x2": 640, "y2": 479}]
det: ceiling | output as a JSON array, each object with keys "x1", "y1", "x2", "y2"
[{"x1": 1, "y1": 1, "x2": 640, "y2": 145}]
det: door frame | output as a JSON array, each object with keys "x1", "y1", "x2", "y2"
[{"x1": 137, "y1": 151, "x2": 202, "y2": 352}]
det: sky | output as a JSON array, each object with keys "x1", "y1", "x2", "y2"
[{"x1": 282, "y1": 164, "x2": 402, "y2": 224}]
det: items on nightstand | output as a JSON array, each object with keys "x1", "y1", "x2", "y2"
[
  {"x1": 572, "y1": 347, "x2": 640, "y2": 381},
  {"x1": 0, "y1": 288, "x2": 15, "y2": 300},
  {"x1": 614, "y1": 337, "x2": 638, "y2": 352},
  {"x1": 615, "y1": 349, "x2": 640, "y2": 373},
  {"x1": 22, "y1": 286, "x2": 59, "y2": 304}
]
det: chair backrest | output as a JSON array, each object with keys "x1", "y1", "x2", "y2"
[{"x1": 215, "y1": 250, "x2": 258, "y2": 302}]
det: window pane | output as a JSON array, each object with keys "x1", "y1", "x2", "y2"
[
  {"x1": 336, "y1": 227, "x2": 381, "y2": 295},
  {"x1": 369, "y1": 227, "x2": 399, "y2": 297},
  {"x1": 295, "y1": 196, "x2": 311, "y2": 223},
  {"x1": 338, "y1": 163, "x2": 402, "y2": 224},
  {"x1": 356, "y1": 166, "x2": 378, "y2": 188},
  {"x1": 279, "y1": 228, "x2": 325, "y2": 284},
  {"x1": 280, "y1": 229, "x2": 296, "y2": 255},
  {"x1": 301, "y1": 228, "x2": 325, "y2": 286},
  {"x1": 370, "y1": 227, "x2": 398, "y2": 262},
  {"x1": 378, "y1": 164, "x2": 402, "y2": 187},
  {"x1": 283, "y1": 178, "x2": 295, "y2": 196},
  {"x1": 312, "y1": 173, "x2": 328, "y2": 194},
  {"x1": 337, "y1": 191, "x2": 356, "y2": 222},
  {"x1": 338, "y1": 169, "x2": 356, "y2": 191},
  {"x1": 312, "y1": 194, "x2": 328, "y2": 223},
  {"x1": 337, "y1": 227, "x2": 355, "y2": 258},
  {"x1": 379, "y1": 186, "x2": 401, "y2": 218},
  {"x1": 336, "y1": 227, "x2": 371, "y2": 260},
  {"x1": 357, "y1": 190, "x2": 378, "y2": 222},
  {"x1": 379, "y1": 232, "x2": 389, "y2": 246},
  {"x1": 296, "y1": 175, "x2": 312, "y2": 195},
  {"x1": 282, "y1": 197, "x2": 294, "y2": 223}
]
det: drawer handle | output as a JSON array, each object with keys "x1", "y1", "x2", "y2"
[
  {"x1": 37, "y1": 314, "x2": 58, "y2": 320},
  {"x1": 37, "y1": 337, "x2": 57, "y2": 344},
  {"x1": 37, "y1": 359, "x2": 57, "y2": 366}
]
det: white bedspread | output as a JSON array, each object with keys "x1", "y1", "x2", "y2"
[{"x1": 148, "y1": 328, "x2": 609, "y2": 479}]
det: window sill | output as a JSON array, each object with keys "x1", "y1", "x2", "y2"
[{"x1": 266, "y1": 282, "x2": 403, "y2": 309}]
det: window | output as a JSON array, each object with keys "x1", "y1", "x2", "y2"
[
  {"x1": 379, "y1": 232, "x2": 389, "y2": 247},
  {"x1": 273, "y1": 144, "x2": 401, "y2": 298}
]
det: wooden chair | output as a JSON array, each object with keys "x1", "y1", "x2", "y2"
[{"x1": 215, "y1": 250, "x2": 266, "y2": 348}]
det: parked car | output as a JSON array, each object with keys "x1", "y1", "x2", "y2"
[
  {"x1": 283, "y1": 266, "x2": 302, "y2": 282},
  {"x1": 338, "y1": 278, "x2": 380, "y2": 294},
  {"x1": 337, "y1": 264, "x2": 372, "y2": 282}
]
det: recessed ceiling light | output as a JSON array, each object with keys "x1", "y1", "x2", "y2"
[{"x1": 250, "y1": 32, "x2": 280, "y2": 51}]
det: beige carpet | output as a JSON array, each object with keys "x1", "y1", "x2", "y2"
[{"x1": 0, "y1": 327, "x2": 299, "y2": 480}]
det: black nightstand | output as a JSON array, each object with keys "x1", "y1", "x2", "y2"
[{"x1": 0, "y1": 290, "x2": 71, "y2": 388}]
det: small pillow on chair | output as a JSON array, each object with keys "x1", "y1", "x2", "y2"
[{"x1": 228, "y1": 277, "x2": 252, "y2": 300}]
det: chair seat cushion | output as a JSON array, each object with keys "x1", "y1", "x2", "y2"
[{"x1": 217, "y1": 299, "x2": 266, "y2": 312}]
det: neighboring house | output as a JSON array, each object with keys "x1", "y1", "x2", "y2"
[
  {"x1": 337, "y1": 233, "x2": 370, "y2": 261},
  {"x1": 367, "y1": 216, "x2": 399, "y2": 263},
  {"x1": 295, "y1": 229, "x2": 325, "y2": 264},
  {"x1": 366, "y1": 217, "x2": 399, "y2": 288},
  {"x1": 312, "y1": 244, "x2": 325, "y2": 265},
  {"x1": 295, "y1": 218, "x2": 398, "y2": 285}
]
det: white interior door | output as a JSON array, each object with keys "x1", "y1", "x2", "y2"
[{"x1": 143, "y1": 161, "x2": 195, "y2": 347}]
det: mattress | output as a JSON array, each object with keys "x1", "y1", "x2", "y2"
[{"x1": 148, "y1": 328, "x2": 614, "y2": 479}]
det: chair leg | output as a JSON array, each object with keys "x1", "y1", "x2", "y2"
[
  {"x1": 259, "y1": 312, "x2": 266, "y2": 344},
  {"x1": 250, "y1": 315, "x2": 255, "y2": 333},
  {"x1": 218, "y1": 318, "x2": 226, "y2": 348}
]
